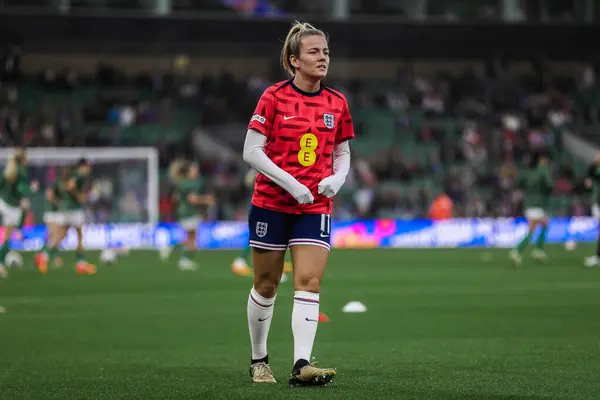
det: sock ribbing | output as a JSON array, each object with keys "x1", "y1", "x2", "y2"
[
  {"x1": 248, "y1": 287, "x2": 276, "y2": 361},
  {"x1": 292, "y1": 291, "x2": 320, "y2": 364}
]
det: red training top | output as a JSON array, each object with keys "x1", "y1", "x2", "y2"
[{"x1": 247, "y1": 79, "x2": 355, "y2": 215}]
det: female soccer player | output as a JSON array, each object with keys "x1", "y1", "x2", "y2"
[
  {"x1": 0, "y1": 148, "x2": 36, "y2": 278},
  {"x1": 160, "y1": 160, "x2": 214, "y2": 270},
  {"x1": 36, "y1": 158, "x2": 96, "y2": 275},
  {"x1": 242, "y1": 21, "x2": 353, "y2": 386},
  {"x1": 582, "y1": 152, "x2": 600, "y2": 267},
  {"x1": 41, "y1": 166, "x2": 70, "y2": 269},
  {"x1": 510, "y1": 152, "x2": 553, "y2": 266}
]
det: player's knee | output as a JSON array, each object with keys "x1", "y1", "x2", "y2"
[
  {"x1": 294, "y1": 275, "x2": 321, "y2": 293},
  {"x1": 254, "y1": 278, "x2": 279, "y2": 298}
]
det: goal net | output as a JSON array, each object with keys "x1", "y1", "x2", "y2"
[{"x1": 0, "y1": 147, "x2": 159, "y2": 225}]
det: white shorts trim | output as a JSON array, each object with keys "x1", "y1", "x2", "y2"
[
  {"x1": 0, "y1": 198, "x2": 22, "y2": 226},
  {"x1": 56, "y1": 210, "x2": 85, "y2": 227},
  {"x1": 249, "y1": 240, "x2": 287, "y2": 251},
  {"x1": 180, "y1": 216, "x2": 202, "y2": 231},
  {"x1": 288, "y1": 238, "x2": 331, "y2": 252},
  {"x1": 44, "y1": 212, "x2": 60, "y2": 224},
  {"x1": 525, "y1": 207, "x2": 546, "y2": 220}
]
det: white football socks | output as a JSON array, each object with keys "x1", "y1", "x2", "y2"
[
  {"x1": 292, "y1": 291, "x2": 320, "y2": 364},
  {"x1": 247, "y1": 287, "x2": 276, "y2": 361}
]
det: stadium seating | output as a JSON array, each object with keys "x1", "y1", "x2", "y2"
[{"x1": 2, "y1": 61, "x2": 597, "y2": 221}]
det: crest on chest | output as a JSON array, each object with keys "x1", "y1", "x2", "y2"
[{"x1": 323, "y1": 113, "x2": 335, "y2": 129}]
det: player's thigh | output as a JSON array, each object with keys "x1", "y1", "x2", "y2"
[
  {"x1": 55, "y1": 224, "x2": 69, "y2": 241},
  {"x1": 70, "y1": 210, "x2": 86, "y2": 229},
  {"x1": 62, "y1": 211, "x2": 84, "y2": 235},
  {"x1": 60, "y1": 212, "x2": 81, "y2": 239},
  {"x1": 248, "y1": 205, "x2": 290, "y2": 285},
  {"x1": 58, "y1": 211, "x2": 73, "y2": 228},
  {"x1": 46, "y1": 221, "x2": 56, "y2": 237},
  {"x1": 289, "y1": 213, "x2": 331, "y2": 291},
  {"x1": 53, "y1": 213, "x2": 69, "y2": 236}
]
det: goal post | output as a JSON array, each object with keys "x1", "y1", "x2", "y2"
[{"x1": 0, "y1": 147, "x2": 160, "y2": 225}]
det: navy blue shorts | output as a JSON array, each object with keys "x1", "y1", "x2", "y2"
[{"x1": 248, "y1": 205, "x2": 331, "y2": 252}]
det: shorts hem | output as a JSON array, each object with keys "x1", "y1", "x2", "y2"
[
  {"x1": 288, "y1": 238, "x2": 331, "y2": 251},
  {"x1": 249, "y1": 240, "x2": 288, "y2": 251}
]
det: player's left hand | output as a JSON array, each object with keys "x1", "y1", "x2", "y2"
[{"x1": 317, "y1": 175, "x2": 344, "y2": 198}]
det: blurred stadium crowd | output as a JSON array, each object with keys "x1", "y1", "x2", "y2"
[
  {"x1": 5, "y1": 0, "x2": 592, "y2": 22},
  {"x1": 0, "y1": 43, "x2": 598, "y2": 222}
]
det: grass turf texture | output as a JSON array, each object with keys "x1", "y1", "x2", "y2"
[{"x1": 1, "y1": 246, "x2": 600, "y2": 400}]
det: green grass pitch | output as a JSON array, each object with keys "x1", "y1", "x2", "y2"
[{"x1": 1, "y1": 245, "x2": 600, "y2": 399}]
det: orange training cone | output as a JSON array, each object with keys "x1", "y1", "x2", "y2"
[{"x1": 318, "y1": 312, "x2": 329, "y2": 323}]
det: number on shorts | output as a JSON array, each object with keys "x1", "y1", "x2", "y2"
[{"x1": 320, "y1": 214, "x2": 331, "y2": 237}]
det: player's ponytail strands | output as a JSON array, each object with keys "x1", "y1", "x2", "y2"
[
  {"x1": 3, "y1": 159, "x2": 16, "y2": 181},
  {"x1": 3, "y1": 148, "x2": 24, "y2": 182},
  {"x1": 168, "y1": 160, "x2": 185, "y2": 183},
  {"x1": 280, "y1": 20, "x2": 327, "y2": 77}
]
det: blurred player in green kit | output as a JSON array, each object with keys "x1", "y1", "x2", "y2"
[
  {"x1": 36, "y1": 158, "x2": 96, "y2": 275},
  {"x1": 510, "y1": 152, "x2": 553, "y2": 266},
  {"x1": 160, "y1": 160, "x2": 214, "y2": 271},
  {"x1": 584, "y1": 152, "x2": 600, "y2": 267},
  {"x1": 40, "y1": 165, "x2": 71, "y2": 270},
  {"x1": 0, "y1": 148, "x2": 38, "y2": 278}
]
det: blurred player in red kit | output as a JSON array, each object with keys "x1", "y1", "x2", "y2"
[{"x1": 242, "y1": 21, "x2": 354, "y2": 387}]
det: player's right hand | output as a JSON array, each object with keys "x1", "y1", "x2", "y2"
[{"x1": 290, "y1": 181, "x2": 314, "y2": 204}]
